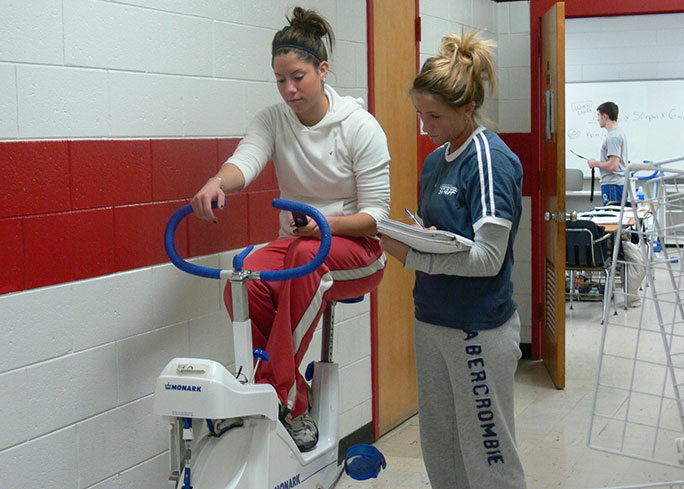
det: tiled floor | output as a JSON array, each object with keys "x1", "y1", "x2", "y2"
[{"x1": 338, "y1": 292, "x2": 684, "y2": 489}]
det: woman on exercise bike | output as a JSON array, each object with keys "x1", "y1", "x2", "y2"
[{"x1": 191, "y1": 6, "x2": 390, "y2": 452}]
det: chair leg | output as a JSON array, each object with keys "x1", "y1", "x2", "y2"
[
  {"x1": 600, "y1": 268, "x2": 616, "y2": 323},
  {"x1": 601, "y1": 269, "x2": 608, "y2": 324},
  {"x1": 569, "y1": 270, "x2": 575, "y2": 309},
  {"x1": 609, "y1": 269, "x2": 618, "y2": 316},
  {"x1": 623, "y1": 263, "x2": 629, "y2": 310}
]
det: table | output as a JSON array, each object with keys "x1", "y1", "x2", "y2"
[
  {"x1": 575, "y1": 205, "x2": 651, "y2": 233},
  {"x1": 571, "y1": 207, "x2": 650, "y2": 310}
]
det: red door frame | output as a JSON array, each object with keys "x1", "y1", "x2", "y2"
[{"x1": 528, "y1": 0, "x2": 684, "y2": 359}]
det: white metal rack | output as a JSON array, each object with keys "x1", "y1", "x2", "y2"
[{"x1": 588, "y1": 157, "x2": 684, "y2": 489}]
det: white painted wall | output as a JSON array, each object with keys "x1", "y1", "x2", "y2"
[
  {"x1": 566, "y1": 13, "x2": 684, "y2": 83},
  {"x1": 418, "y1": 0, "x2": 531, "y2": 133},
  {"x1": 419, "y1": 0, "x2": 499, "y2": 127},
  {"x1": 496, "y1": 0, "x2": 531, "y2": 133},
  {"x1": 0, "y1": 0, "x2": 369, "y2": 141},
  {"x1": 418, "y1": 0, "x2": 533, "y2": 343},
  {"x1": 0, "y1": 1, "x2": 372, "y2": 488},
  {"x1": 565, "y1": 13, "x2": 684, "y2": 212}
]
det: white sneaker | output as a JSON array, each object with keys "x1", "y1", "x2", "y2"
[{"x1": 283, "y1": 410, "x2": 319, "y2": 452}]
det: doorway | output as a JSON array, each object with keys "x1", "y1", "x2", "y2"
[{"x1": 531, "y1": 1, "x2": 684, "y2": 388}]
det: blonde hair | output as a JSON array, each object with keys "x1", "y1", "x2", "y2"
[{"x1": 412, "y1": 31, "x2": 496, "y2": 113}]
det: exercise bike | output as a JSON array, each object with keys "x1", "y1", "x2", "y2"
[{"x1": 153, "y1": 198, "x2": 385, "y2": 489}]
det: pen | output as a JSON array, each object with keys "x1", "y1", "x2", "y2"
[{"x1": 405, "y1": 208, "x2": 424, "y2": 229}]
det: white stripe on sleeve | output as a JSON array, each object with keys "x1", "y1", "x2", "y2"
[
  {"x1": 479, "y1": 133, "x2": 496, "y2": 216},
  {"x1": 473, "y1": 136, "x2": 488, "y2": 218}
]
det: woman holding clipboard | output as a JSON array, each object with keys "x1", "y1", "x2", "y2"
[{"x1": 381, "y1": 31, "x2": 527, "y2": 489}]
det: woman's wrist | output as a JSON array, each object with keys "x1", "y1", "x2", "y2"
[
  {"x1": 325, "y1": 215, "x2": 338, "y2": 235},
  {"x1": 325, "y1": 213, "x2": 378, "y2": 237},
  {"x1": 208, "y1": 175, "x2": 225, "y2": 192}
]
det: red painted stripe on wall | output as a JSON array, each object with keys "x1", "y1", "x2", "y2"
[
  {"x1": 114, "y1": 200, "x2": 189, "y2": 271},
  {"x1": 0, "y1": 138, "x2": 280, "y2": 294},
  {"x1": 151, "y1": 139, "x2": 219, "y2": 201},
  {"x1": 71, "y1": 139, "x2": 153, "y2": 209},
  {"x1": 1, "y1": 141, "x2": 71, "y2": 219},
  {"x1": 498, "y1": 133, "x2": 536, "y2": 196},
  {"x1": 23, "y1": 208, "x2": 116, "y2": 289},
  {"x1": 0, "y1": 218, "x2": 24, "y2": 294}
]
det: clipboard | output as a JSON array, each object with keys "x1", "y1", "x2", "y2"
[
  {"x1": 570, "y1": 149, "x2": 596, "y2": 202},
  {"x1": 377, "y1": 218, "x2": 473, "y2": 254}
]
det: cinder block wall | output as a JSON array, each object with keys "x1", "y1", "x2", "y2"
[{"x1": 0, "y1": 1, "x2": 372, "y2": 488}]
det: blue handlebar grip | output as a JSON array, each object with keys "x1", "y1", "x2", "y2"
[
  {"x1": 164, "y1": 198, "x2": 331, "y2": 282},
  {"x1": 253, "y1": 348, "x2": 270, "y2": 362},
  {"x1": 260, "y1": 199, "x2": 332, "y2": 282},
  {"x1": 233, "y1": 245, "x2": 254, "y2": 271},
  {"x1": 164, "y1": 201, "x2": 227, "y2": 279},
  {"x1": 631, "y1": 170, "x2": 660, "y2": 181}
]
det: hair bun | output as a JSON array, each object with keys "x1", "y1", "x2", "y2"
[
  {"x1": 272, "y1": 6, "x2": 335, "y2": 64},
  {"x1": 439, "y1": 34, "x2": 475, "y2": 65},
  {"x1": 411, "y1": 31, "x2": 496, "y2": 114},
  {"x1": 290, "y1": 7, "x2": 327, "y2": 38}
]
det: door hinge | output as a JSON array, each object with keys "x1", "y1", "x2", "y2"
[{"x1": 415, "y1": 16, "x2": 421, "y2": 43}]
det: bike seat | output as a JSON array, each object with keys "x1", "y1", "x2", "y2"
[{"x1": 336, "y1": 295, "x2": 364, "y2": 304}]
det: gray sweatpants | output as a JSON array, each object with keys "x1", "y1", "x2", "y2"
[{"x1": 414, "y1": 313, "x2": 527, "y2": 489}]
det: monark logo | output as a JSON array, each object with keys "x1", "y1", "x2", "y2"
[
  {"x1": 274, "y1": 473, "x2": 300, "y2": 489},
  {"x1": 165, "y1": 383, "x2": 202, "y2": 392}
]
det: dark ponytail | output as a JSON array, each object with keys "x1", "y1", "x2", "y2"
[{"x1": 272, "y1": 7, "x2": 335, "y2": 67}]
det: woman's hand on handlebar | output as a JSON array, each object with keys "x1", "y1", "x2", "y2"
[
  {"x1": 290, "y1": 213, "x2": 380, "y2": 239},
  {"x1": 292, "y1": 216, "x2": 321, "y2": 238},
  {"x1": 191, "y1": 164, "x2": 246, "y2": 222},
  {"x1": 191, "y1": 177, "x2": 225, "y2": 223}
]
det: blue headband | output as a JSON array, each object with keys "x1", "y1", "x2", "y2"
[{"x1": 274, "y1": 43, "x2": 324, "y2": 63}]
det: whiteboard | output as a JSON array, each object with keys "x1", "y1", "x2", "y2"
[{"x1": 565, "y1": 79, "x2": 684, "y2": 176}]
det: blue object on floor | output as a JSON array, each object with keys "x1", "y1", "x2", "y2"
[{"x1": 344, "y1": 444, "x2": 386, "y2": 480}]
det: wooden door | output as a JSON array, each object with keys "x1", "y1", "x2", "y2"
[
  {"x1": 371, "y1": 0, "x2": 420, "y2": 435},
  {"x1": 541, "y1": 2, "x2": 567, "y2": 389}
]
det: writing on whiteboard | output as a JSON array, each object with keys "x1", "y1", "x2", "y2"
[
  {"x1": 565, "y1": 80, "x2": 684, "y2": 175},
  {"x1": 625, "y1": 110, "x2": 684, "y2": 122},
  {"x1": 569, "y1": 101, "x2": 684, "y2": 123}
]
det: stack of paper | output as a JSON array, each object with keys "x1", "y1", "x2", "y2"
[
  {"x1": 377, "y1": 218, "x2": 473, "y2": 254},
  {"x1": 577, "y1": 210, "x2": 634, "y2": 225}
]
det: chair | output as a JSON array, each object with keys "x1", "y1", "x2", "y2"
[
  {"x1": 566, "y1": 168, "x2": 584, "y2": 191},
  {"x1": 566, "y1": 219, "x2": 617, "y2": 320}
]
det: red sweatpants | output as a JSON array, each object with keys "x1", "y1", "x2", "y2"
[{"x1": 225, "y1": 235, "x2": 385, "y2": 418}]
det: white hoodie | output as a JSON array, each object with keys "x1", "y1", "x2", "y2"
[{"x1": 226, "y1": 85, "x2": 391, "y2": 237}]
